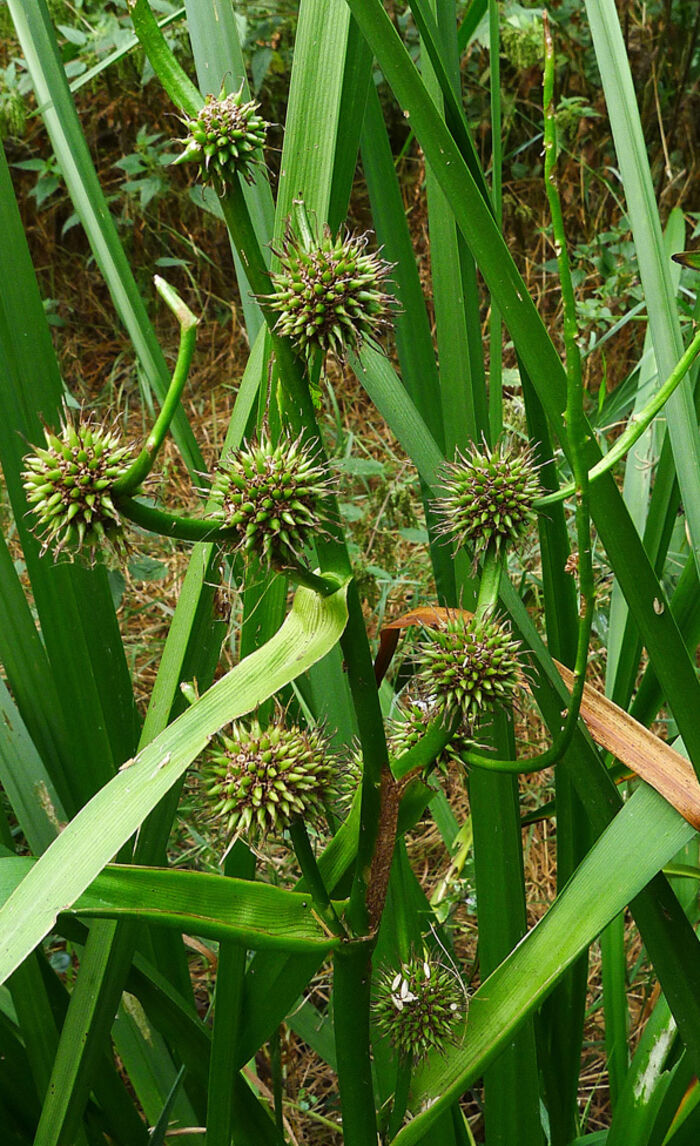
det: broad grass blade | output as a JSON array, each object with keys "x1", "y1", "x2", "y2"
[{"x1": 394, "y1": 785, "x2": 696, "y2": 1143}]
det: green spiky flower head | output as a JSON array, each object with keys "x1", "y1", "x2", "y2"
[
  {"x1": 373, "y1": 955, "x2": 464, "y2": 1062},
  {"x1": 387, "y1": 700, "x2": 471, "y2": 771},
  {"x1": 266, "y1": 217, "x2": 394, "y2": 359},
  {"x1": 433, "y1": 438, "x2": 541, "y2": 560},
  {"x1": 203, "y1": 718, "x2": 336, "y2": 840},
  {"x1": 173, "y1": 84, "x2": 268, "y2": 191},
  {"x1": 208, "y1": 432, "x2": 335, "y2": 570},
  {"x1": 416, "y1": 613, "x2": 523, "y2": 730},
  {"x1": 22, "y1": 413, "x2": 132, "y2": 563}
]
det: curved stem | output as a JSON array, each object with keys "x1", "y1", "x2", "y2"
[
  {"x1": 535, "y1": 323, "x2": 700, "y2": 509},
  {"x1": 117, "y1": 496, "x2": 341, "y2": 595},
  {"x1": 288, "y1": 820, "x2": 347, "y2": 940},
  {"x1": 116, "y1": 496, "x2": 231, "y2": 542},
  {"x1": 284, "y1": 563, "x2": 343, "y2": 598},
  {"x1": 113, "y1": 277, "x2": 199, "y2": 496}
]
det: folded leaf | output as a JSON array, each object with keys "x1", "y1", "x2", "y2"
[
  {"x1": 0, "y1": 581, "x2": 349, "y2": 985},
  {"x1": 0, "y1": 860, "x2": 344, "y2": 954}
]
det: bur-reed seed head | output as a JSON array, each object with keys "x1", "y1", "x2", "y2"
[
  {"x1": 208, "y1": 432, "x2": 335, "y2": 569},
  {"x1": 203, "y1": 718, "x2": 335, "y2": 840},
  {"x1": 416, "y1": 613, "x2": 523, "y2": 729},
  {"x1": 433, "y1": 438, "x2": 541, "y2": 560},
  {"x1": 174, "y1": 84, "x2": 268, "y2": 191},
  {"x1": 374, "y1": 956, "x2": 464, "y2": 1061},
  {"x1": 387, "y1": 700, "x2": 471, "y2": 770},
  {"x1": 22, "y1": 413, "x2": 132, "y2": 563},
  {"x1": 266, "y1": 220, "x2": 394, "y2": 359}
]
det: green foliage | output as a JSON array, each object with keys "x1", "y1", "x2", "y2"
[{"x1": 114, "y1": 125, "x2": 175, "y2": 209}]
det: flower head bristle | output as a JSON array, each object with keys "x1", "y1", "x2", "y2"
[
  {"x1": 174, "y1": 84, "x2": 268, "y2": 191},
  {"x1": 22, "y1": 412, "x2": 132, "y2": 563},
  {"x1": 416, "y1": 612, "x2": 523, "y2": 731},
  {"x1": 373, "y1": 954, "x2": 464, "y2": 1062},
  {"x1": 265, "y1": 219, "x2": 394, "y2": 359},
  {"x1": 202, "y1": 717, "x2": 336, "y2": 841},
  {"x1": 208, "y1": 431, "x2": 335, "y2": 570},
  {"x1": 433, "y1": 438, "x2": 541, "y2": 560}
]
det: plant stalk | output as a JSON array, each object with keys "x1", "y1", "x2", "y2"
[
  {"x1": 113, "y1": 277, "x2": 199, "y2": 497},
  {"x1": 288, "y1": 819, "x2": 347, "y2": 939},
  {"x1": 333, "y1": 942, "x2": 378, "y2": 1146}
]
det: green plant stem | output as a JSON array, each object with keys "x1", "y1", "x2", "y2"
[
  {"x1": 332, "y1": 942, "x2": 378, "y2": 1146},
  {"x1": 219, "y1": 186, "x2": 314, "y2": 428},
  {"x1": 127, "y1": 0, "x2": 201, "y2": 116},
  {"x1": 288, "y1": 820, "x2": 347, "y2": 939},
  {"x1": 113, "y1": 278, "x2": 199, "y2": 497},
  {"x1": 115, "y1": 497, "x2": 340, "y2": 596},
  {"x1": 535, "y1": 324, "x2": 700, "y2": 507},
  {"x1": 269, "y1": 1026, "x2": 284, "y2": 1137},
  {"x1": 206, "y1": 843, "x2": 254, "y2": 1146},
  {"x1": 284, "y1": 564, "x2": 344, "y2": 598},
  {"x1": 115, "y1": 497, "x2": 233, "y2": 542},
  {"x1": 475, "y1": 544, "x2": 502, "y2": 617},
  {"x1": 222, "y1": 144, "x2": 390, "y2": 942}
]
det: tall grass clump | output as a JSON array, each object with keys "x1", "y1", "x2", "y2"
[{"x1": 0, "y1": 1, "x2": 699, "y2": 1144}]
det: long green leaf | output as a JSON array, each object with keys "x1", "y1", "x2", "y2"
[
  {"x1": 0, "y1": 680, "x2": 64, "y2": 856},
  {"x1": 0, "y1": 581, "x2": 349, "y2": 985},
  {"x1": 393, "y1": 784, "x2": 696, "y2": 1143},
  {"x1": 0, "y1": 860, "x2": 344, "y2": 954}
]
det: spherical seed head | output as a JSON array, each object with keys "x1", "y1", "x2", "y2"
[
  {"x1": 174, "y1": 84, "x2": 268, "y2": 191},
  {"x1": 266, "y1": 221, "x2": 394, "y2": 359},
  {"x1": 22, "y1": 414, "x2": 132, "y2": 563},
  {"x1": 387, "y1": 700, "x2": 471, "y2": 771},
  {"x1": 433, "y1": 438, "x2": 541, "y2": 559},
  {"x1": 373, "y1": 956, "x2": 464, "y2": 1062},
  {"x1": 203, "y1": 718, "x2": 336, "y2": 841},
  {"x1": 208, "y1": 432, "x2": 335, "y2": 570},
  {"x1": 416, "y1": 613, "x2": 523, "y2": 730}
]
